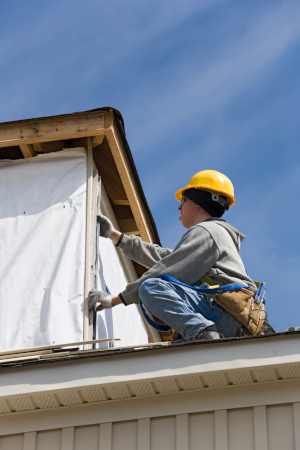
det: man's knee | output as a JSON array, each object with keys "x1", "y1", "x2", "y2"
[{"x1": 138, "y1": 278, "x2": 163, "y2": 304}]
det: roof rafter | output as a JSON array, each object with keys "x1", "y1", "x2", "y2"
[{"x1": 19, "y1": 144, "x2": 36, "y2": 158}]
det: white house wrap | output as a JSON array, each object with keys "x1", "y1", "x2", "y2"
[
  {"x1": 0, "y1": 149, "x2": 87, "y2": 350},
  {"x1": 0, "y1": 147, "x2": 148, "y2": 352}
]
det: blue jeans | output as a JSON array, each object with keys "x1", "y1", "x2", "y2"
[{"x1": 139, "y1": 278, "x2": 242, "y2": 341}]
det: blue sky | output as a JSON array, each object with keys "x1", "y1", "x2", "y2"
[{"x1": 1, "y1": 0, "x2": 300, "y2": 331}]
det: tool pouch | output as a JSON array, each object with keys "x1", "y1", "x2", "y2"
[{"x1": 215, "y1": 288, "x2": 266, "y2": 335}]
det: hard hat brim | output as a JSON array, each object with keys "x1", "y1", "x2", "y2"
[{"x1": 175, "y1": 185, "x2": 236, "y2": 207}]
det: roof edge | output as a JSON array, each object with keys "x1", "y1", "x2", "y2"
[{"x1": 0, "y1": 107, "x2": 161, "y2": 245}]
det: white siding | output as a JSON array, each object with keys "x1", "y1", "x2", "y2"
[
  {"x1": 228, "y1": 408, "x2": 254, "y2": 450},
  {"x1": 112, "y1": 420, "x2": 138, "y2": 450},
  {"x1": 0, "y1": 403, "x2": 299, "y2": 449},
  {"x1": 74, "y1": 425, "x2": 99, "y2": 450},
  {"x1": 189, "y1": 412, "x2": 215, "y2": 450},
  {"x1": 0, "y1": 434, "x2": 23, "y2": 450},
  {"x1": 267, "y1": 404, "x2": 295, "y2": 450},
  {"x1": 150, "y1": 416, "x2": 176, "y2": 450},
  {"x1": 36, "y1": 429, "x2": 61, "y2": 450}
]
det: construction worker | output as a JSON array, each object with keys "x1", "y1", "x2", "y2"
[{"x1": 89, "y1": 170, "x2": 257, "y2": 342}]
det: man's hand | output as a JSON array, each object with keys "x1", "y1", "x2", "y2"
[
  {"x1": 88, "y1": 289, "x2": 113, "y2": 311},
  {"x1": 98, "y1": 214, "x2": 114, "y2": 238}
]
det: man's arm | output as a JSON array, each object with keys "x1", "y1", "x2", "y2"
[
  {"x1": 109, "y1": 230, "x2": 122, "y2": 245},
  {"x1": 120, "y1": 226, "x2": 219, "y2": 305},
  {"x1": 116, "y1": 233, "x2": 173, "y2": 268},
  {"x1": 89, "y1": 225, "x2": 218, "y2": 311},
  {"x1": 98, "y1": 214, "x2": 173, "y2": 268},
  {"x1": 90, "y1": 216, "x2": 173, "y2": 310}
]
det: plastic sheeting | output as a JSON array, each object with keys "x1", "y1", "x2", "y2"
[
  {"x1": 0, "y1": 147, "x2": 148, "y2": 352},
  {"x1": 96, "y1": 225, "x2": 148, "y2": 348},
  {"x1": 0, "y1": 149, "x2": 87, "y2": 351}
]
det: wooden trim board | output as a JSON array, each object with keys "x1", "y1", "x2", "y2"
[
  {"x1": 19, "y1": 144, "x2": 36, "y2": 158},
  {"x1": 105, "y1": 115, "x2": 155, "y2": 243},
  {"x1": 0, "y1": 338, "x2": 119, "y2": 358},
  {"x1": 0, "y1": 112, "x2": 105, "y2": 148}
]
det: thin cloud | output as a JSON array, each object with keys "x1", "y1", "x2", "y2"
[
  {"x1": 0, "y1": 0, "x2": 224, "y2": 120},
  {"x1": 128, "y1": 2, "x2": 300, "y2": 156}
]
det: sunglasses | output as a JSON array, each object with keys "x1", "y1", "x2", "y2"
[{"x1": 180, "y1": 196, "x2": 187, "y2": 206}]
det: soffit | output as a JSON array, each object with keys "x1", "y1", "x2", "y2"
[{"x1": 0, "y1": 333, "x2": 300, "y2": 416}]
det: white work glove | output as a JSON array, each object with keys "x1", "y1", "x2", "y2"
[
  {"x1": 97, "y1": 214, "x2": 114, "y2": 238},
  {"x1": 88, "y1": 289, "x2": 113, "y2": 311}
]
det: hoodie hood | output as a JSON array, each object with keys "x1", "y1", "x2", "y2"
[
  {"x1": 197, "y1": 219, "x2": 256, "y2": 291},
  {"x1": 212, "y1": 221, "x2": 245, "y2": 252}
]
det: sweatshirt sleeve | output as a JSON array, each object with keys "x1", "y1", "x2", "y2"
[
  {"x1": 120, "y1": 226, "x2": 219, "y2": 305},
  {"x1": 117, "y1": 233, "x2": 173, "y2": 269}
]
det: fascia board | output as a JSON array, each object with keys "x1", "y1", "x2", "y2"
[{"x1": 1, "y1": 334, "x2": 300, "y2": 399}]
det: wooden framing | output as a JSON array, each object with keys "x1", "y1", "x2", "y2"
[
  {"x1": 118, "y1": 218, "x2": 139, "y2": 235},
  {"x1": 19, "y1": 143, "x2": 36, "y2": 158},
  {"x1": 105, "y1": 113, "x2": 156, "y2": 243},
  {"x1": 0, "y1": 111, "x2": 105, "y2": 147},
  {"x1": 112, "y1": 199, "x2": 130, "y2": 206},
  {"x1": 83, "y1": 137, "x2": 99, "y2": 347},
  {"x1": 92, "y1": 135, "x2": 105, "y2": 147}
]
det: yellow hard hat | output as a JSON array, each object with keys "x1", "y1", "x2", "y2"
[{"x1": 175, "y1": 170, "x2": 236, "y2": 207}]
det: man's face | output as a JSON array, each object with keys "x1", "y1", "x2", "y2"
[{"x1": 178, "y1": 196, "x2": 199, "y2": 228}]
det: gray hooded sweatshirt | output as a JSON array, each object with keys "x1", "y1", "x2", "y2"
[{"x1": 118, "y1": 220, "x2": 256, "y2": 306}]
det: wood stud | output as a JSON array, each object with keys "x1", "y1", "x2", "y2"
[
  {"x1": 112, "y1": 199, "x2": 130, "y2": 206},
  {"x1": 83, "y1": 137, "x2": 97, "y2": 348},
  {"x1": 118, "y1": 218, "x2": 139, "y2": 235},
  {"x1": 92, "y1": 135, "x2": 105, "y2": 147},
  {"x1": 19, "y1": 144, "x2": 36, "y2": 158}
]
